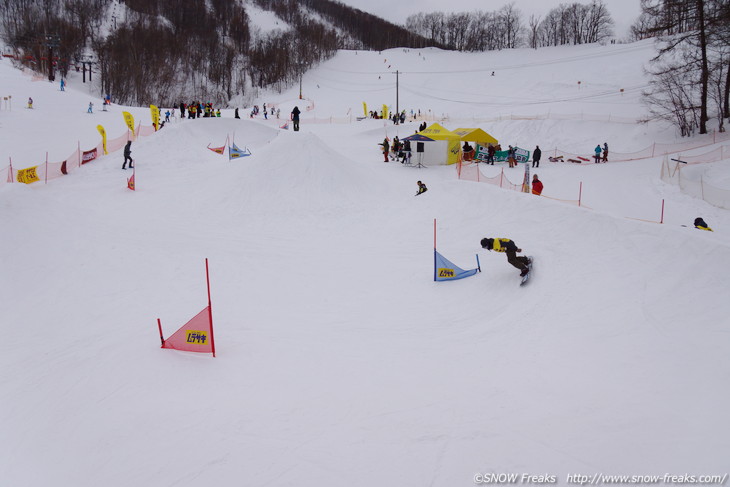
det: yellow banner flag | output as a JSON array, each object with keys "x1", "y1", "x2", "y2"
[
  {"x1": 17, "y1": 166, "x2": 40, "y2": 184},
  {"x1": 122, "y1": 111, "x2": 135, "y2": 133},
  {"x1": 362, "y1": 102, "x2": 367, "y2": 117},
  {"x1": 150, "y1": 105, "x2": 160, "y2": 131},
  {"x1": 96, "y1": 125, "x2": 108, "y2": 155},
  {"x1": 382, "y1": 104, "x2": 389, "y2": 120}
]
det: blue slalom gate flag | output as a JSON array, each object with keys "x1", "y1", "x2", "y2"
[
  {"x1": 228, "y1": 142, "x2": 251, "y2": 160},
  {"x1": 434, "y1": 250, "x2": 480, "y2": 281}
]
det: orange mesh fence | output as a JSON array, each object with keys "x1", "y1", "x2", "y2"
[
  {"x1": 457, "y1": 161, "x2": 522, "y2": 191},
  {"x1": 551, "y1": 131, "x2": 730, "y2": 164},
  {"x1": 675, "y1": 145, "x2": 730, "y2": 164},
  {"x1": 2, "y1": 124, "x2": 155, "y2": 187},
  {"x1": 661, "y1": 155, "x2": 730, "y2": 209}
]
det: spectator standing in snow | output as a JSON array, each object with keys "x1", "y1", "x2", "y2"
[
  {"x1": 602, "y1": 142, "x2": 609, "y2": 162},
  {"x1": 531, "y1": 174, "x2": 543, "y2": 195},
  {"x1": 291, "y1": 106, "x2": 301, "y2": 131},
  {"x1": 87, "y1": 102, "x2": 93, "y2": 113},
  {"x1": 380, "y1": 137, "x2": 390, "y2": 162},
  {"x1": 462, "y1": 141, "x2": 474, "y2": 161},
  {"x1": 480, "y1": 237, "x2": 531, "y2": 277},
  {"x1": 487, "y1": 144, "x2": 496, "y2": 165},
  {"x1": 507, "y1": 146, "x2": 517, "y2": 168},
  {"x1": 122, "y1": 141, "x2": 133, "y2": 169},
  {"x1": 532, "y1": 145, "x2": 541, "y2": 168},
  {"x1": 165, "y1": 110, "x2": 170, "y2": 122},
  {"x1": 60, "y1": 79, "x2": 65, "y2": 91},
  {"x1": 594, "y1": 144, "x2": 602, "y2": 163},
  {"x1": 401, "y1": 139, "x2": 412, "y2": 164}
]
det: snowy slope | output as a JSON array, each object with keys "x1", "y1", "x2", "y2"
[{"x1": 1, "y1": 38, "x2": 729, "y2": 487}]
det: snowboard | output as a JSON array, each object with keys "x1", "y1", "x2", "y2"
[{"x1": 520, "y1": 256, "x2": 533, "y2": 286}]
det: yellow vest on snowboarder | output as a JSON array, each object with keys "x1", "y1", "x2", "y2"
[{"x1": 492, "y1": 238, "x2": 513, "y2": 252}]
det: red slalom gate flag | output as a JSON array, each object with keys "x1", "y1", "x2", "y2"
[
  {"x1": 157, "y1": 259, "x2": 216, "y2": 357},
  {"x1": 127, "y1": 171, "x2": 135, "y2": 191}
]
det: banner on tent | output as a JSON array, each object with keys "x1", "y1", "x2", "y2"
[{"x1": 495, "y1": 147, "x2": 530, "y2": 163}]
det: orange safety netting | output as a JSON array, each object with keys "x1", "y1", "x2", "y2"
[{"x1": 1, "y1": 125, "x2": 154, "y2": 187}]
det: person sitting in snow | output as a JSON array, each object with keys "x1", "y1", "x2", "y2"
[
  {"x1": 531, "y1": 174, "x2": 543, "y2": 195},
  {"x1": 415, "y1": 180, "x2": 427, "y2": 196},
  {"x1": 694, "y1": 217, "x2": 713, "y2": 231},
  {"x1": 480, "y1": 237, "x2": 531, "y2": 277}
]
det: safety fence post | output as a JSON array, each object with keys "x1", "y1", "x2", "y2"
[{"x1": 578, "y1": 182, "x2": 583, "y2": 207}]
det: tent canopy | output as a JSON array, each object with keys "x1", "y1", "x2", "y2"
[
  {"x1": 402, "y1": 133, "x2": 435, "y2": 142},
  {"x1": 419, "y1": 123, "x2": 460, "y2": 140},
  {"x1": 453, "y1": 128, "x2": 498, "y2": 146}
]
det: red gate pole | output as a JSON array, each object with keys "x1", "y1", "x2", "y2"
[
  {"x1": 205, "y1": 258, "x2": 216, "y2": 357},
  {"x1": 157, "y1": 319, "x2": 165, "y2": 347},
  {"x1": 660, "y1": 199, "x2": 665, "y2": 224}
]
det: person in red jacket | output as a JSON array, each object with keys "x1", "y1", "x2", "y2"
[{"x1": 531, "y1": 174, "x2": 543, "y2": 195}]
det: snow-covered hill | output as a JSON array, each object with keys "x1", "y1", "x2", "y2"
[{"x1": 1, "y1": 38, "x2": 729, "y2": 487}]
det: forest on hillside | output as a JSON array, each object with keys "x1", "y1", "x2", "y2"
[
  {"x1": 0, "y1": 0, "x2": 435, "y2": 106},
  {"x1": 0, "y1": 0, "x2": 728, "y2": 137}
]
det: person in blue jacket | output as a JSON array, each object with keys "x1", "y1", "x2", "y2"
[{"x1": 594, "y1": 144, "x2": 602, "y2": 163}]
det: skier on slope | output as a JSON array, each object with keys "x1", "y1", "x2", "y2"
[
  {"x1": 415, "y1": 180, "x2": 428, "y2": 195},
  {"x1": 291, "y1": 106, "x2": 301, "y2": 131},
  {"x1": 122, "y1": 140, "x2": 134, "y2": 169},
  {"x1": 480, "y1": 238, "x2": 531, "y2": 277}
]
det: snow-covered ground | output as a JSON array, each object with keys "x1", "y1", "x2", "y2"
[{"x1": 1, "y1": 38, "x2": 729, "y2": 487}]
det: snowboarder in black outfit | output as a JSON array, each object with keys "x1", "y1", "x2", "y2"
[
  {"x1": 694, "y1": 217, "x2": 713, "y2": 231},
  {"x1": 291, "y1": 106, "x2": 301, "y2": 131},
  {"x1": 532, "y1": 145, "x2": 541, "y2": 168},
  {"x1": 122, "y1": 141, "x2": 134, "y2": 169},
  {"x1": 480, "y1": 238, "x2": 531, "y2": 277},
  {"x1": 415, "y1": 180, "x2": 428, "y2": 195}
]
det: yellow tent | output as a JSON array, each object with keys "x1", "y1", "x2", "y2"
[
  {"x1": 420, "y1": 122, "x2": 460, "y2": 140},
  {"x1": 453, "y1": 128, "x2": 498, "y2": 146},
  {"x1": 418, "y1": 123, "x2": 461, "y2": 165}
]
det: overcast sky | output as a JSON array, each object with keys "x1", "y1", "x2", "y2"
[{"x1": 335, "y1": 0, "x2": 642, "y2": 39}]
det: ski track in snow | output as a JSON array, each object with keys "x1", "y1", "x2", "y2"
[{"x1": 1, "y1": 39, "x2": 729, "y2": 486}]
